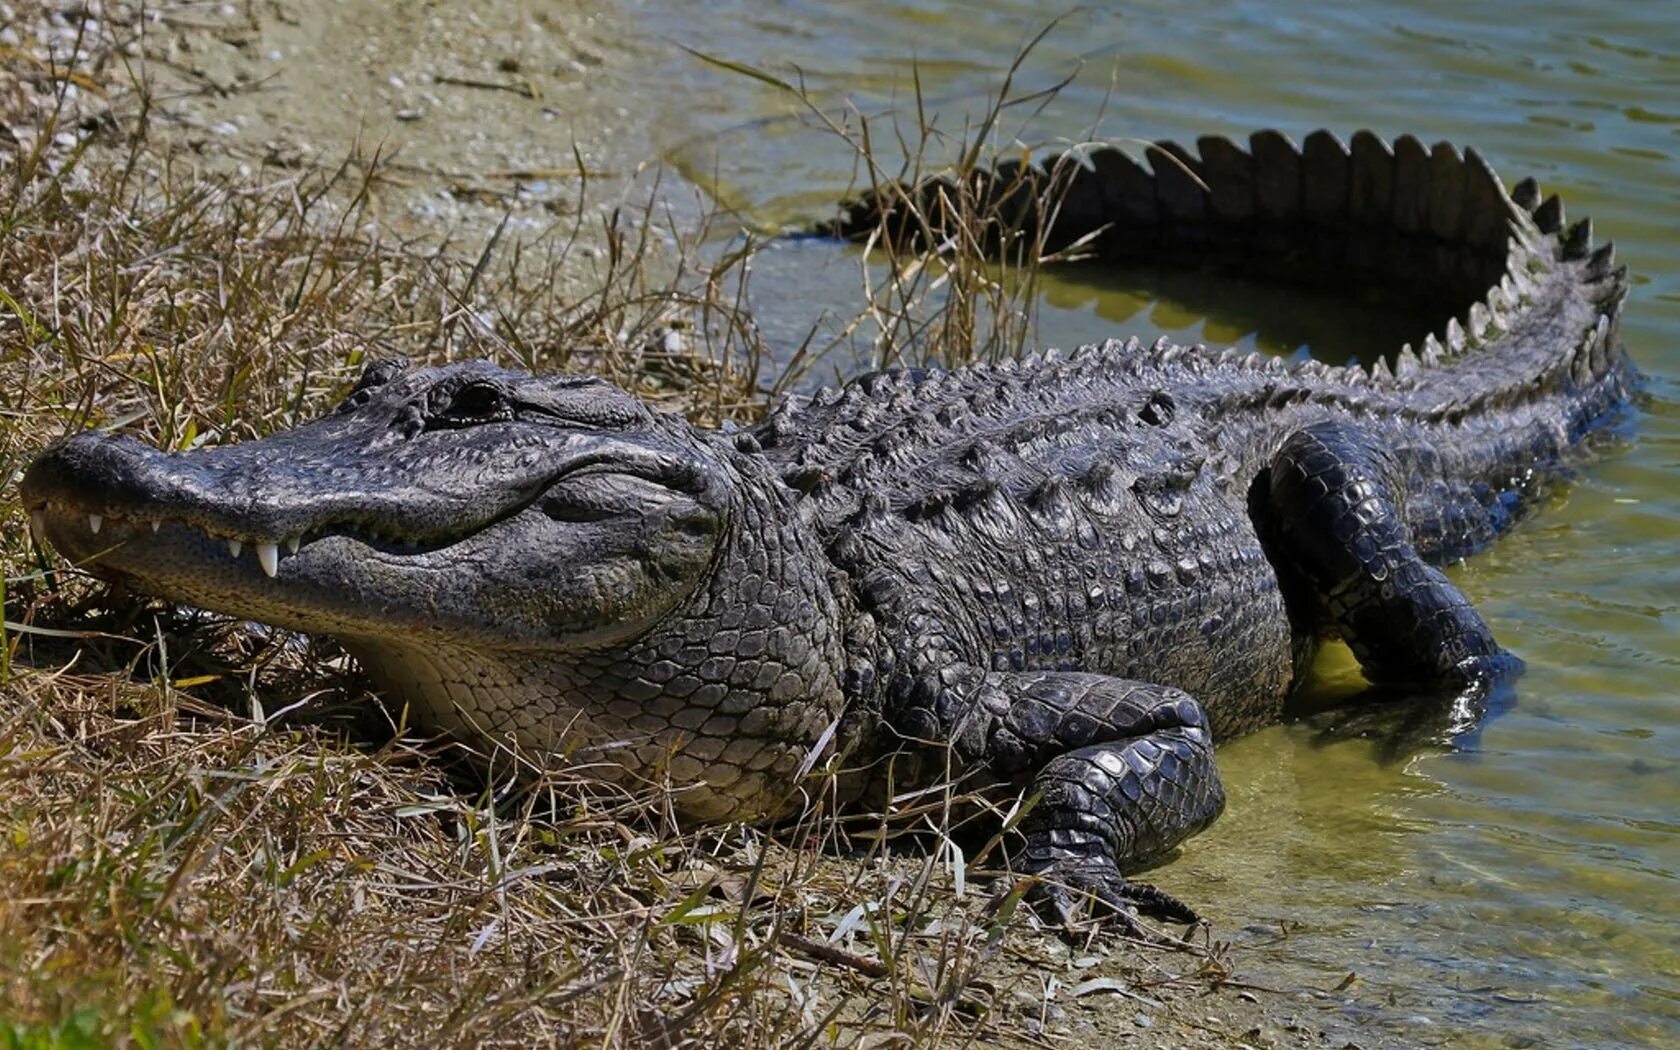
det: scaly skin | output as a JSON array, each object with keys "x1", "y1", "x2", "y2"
[{"x1": 21, "y1": 130, "x2": 1635, "y2": 929}]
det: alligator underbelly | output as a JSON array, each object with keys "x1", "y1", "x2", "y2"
[{"x1": 348, "y1": 640, "x2": 834, "y2": 823}]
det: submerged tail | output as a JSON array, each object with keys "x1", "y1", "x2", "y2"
[{"x1": 821, "y1": 129, "x2": 1633, "y2": 422}]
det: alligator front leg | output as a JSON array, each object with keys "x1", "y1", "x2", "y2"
[
  {"x1": 895, "y1": 669, "x2": 1225, "y2": 932},
  {"x1": 1264, "y1": 420, "x2": 1522, "y2": 740}
]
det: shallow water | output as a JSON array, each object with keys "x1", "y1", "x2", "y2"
[
  {"x1": 646, "y1": 4, "x2": 1680, "y2": 1046},
  {"x1": 165, "y1": 1, "x2": 1679, "y2": 1044}
]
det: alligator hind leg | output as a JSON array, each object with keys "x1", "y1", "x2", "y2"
[
  {"x1": 900, "y1": 669, "x2": 1225, "y2": 933},
  {"x1": 1264, "y1": 421, "x2": 1521, "y2": 739}
]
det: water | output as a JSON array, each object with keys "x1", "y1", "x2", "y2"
[
  {"x1": 173, "y1": 1, "x2": 1680, "y2": 1044},
  {"x1": 644, "y1": 4, "x2": 1680, "y2": 1045}
]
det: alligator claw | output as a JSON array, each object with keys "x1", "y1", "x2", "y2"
[{"x1": 1017, "y1": 855, "x2": 1204, "y2": 942}]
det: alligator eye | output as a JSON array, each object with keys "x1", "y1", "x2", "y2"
[
  {"x1": 428, "y1": 381, "x2": 510, "y2": 427},
  {"x1": 449, "y1": 382, "x2": 504, "y2": 418}
]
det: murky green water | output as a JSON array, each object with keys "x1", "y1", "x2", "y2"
[
  {"x1": 164, "y1": 1, "x2": 1677, "y2": 1044},
  {"x1": 644, "y1": 3, "x2": 1680, "y2": 1046}
]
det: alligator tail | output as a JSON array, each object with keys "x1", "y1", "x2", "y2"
[{"x1": 821, "y1": 129, "x2": 1633, "y2": 420}]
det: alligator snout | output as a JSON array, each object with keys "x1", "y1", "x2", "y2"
[{"x1": 23, "y1": 431, "x2": 182, "y2": 513}]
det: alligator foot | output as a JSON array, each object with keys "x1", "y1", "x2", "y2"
[
  {"x1": 894, "y1": 668, "x2": 1228, "y2": 939},
  {"x1": 1016, "y1": 852, "x2": 1203, "y2": 942}
]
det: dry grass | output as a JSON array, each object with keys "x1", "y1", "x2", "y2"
[
  {"x1": 701, "y1": 19, "x2": 1101, "y2": 377},
  {"x1": 0, "y1": 6, "x2": 1245, "y2": 1047}
]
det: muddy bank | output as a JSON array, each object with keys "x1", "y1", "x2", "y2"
[{"x1": 136, "y1": 0, "x2": 673, "y2": 243}]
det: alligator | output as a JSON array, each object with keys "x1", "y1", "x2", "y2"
[{"x1": 22, "y1": 130, "x2": 1634, "y2": 930}]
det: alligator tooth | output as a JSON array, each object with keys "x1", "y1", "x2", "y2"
[
  {"x1": 227, "y1": 538, "x2": 243, "y2": 558},
  {"x1": 30, "y1": 510, "x2": 46, "y2": 546},
  {"x1": 150, "y1": 518, "x2": 162, "y2": 532},
  {"x1": 285, "y1": 535, "x2": 300, "y2": 555},
  {"x1": 88, "y1": 514, "x2": 102, "y2": 534},
  {"x1": 256, "y1": 542, "x2": 279, "y2": 578}
]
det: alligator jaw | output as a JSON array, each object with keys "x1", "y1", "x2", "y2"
[
  {"x1": 25, "y1": 494, "x2": 447, "y2": 581},
  {"x1": 20, "y1": 476, "x2": 562, "y2": 643},
  {"x1": 20, "y1": 424, "x2": 546, "y2": 595}
]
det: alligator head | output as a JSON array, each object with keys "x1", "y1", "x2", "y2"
[
  {"x1": 25, "y1": 360, "x2": 851, "y2": 817},
  {"x1": 22, "y1": 360, "x2": 733, "y2": 651}
]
